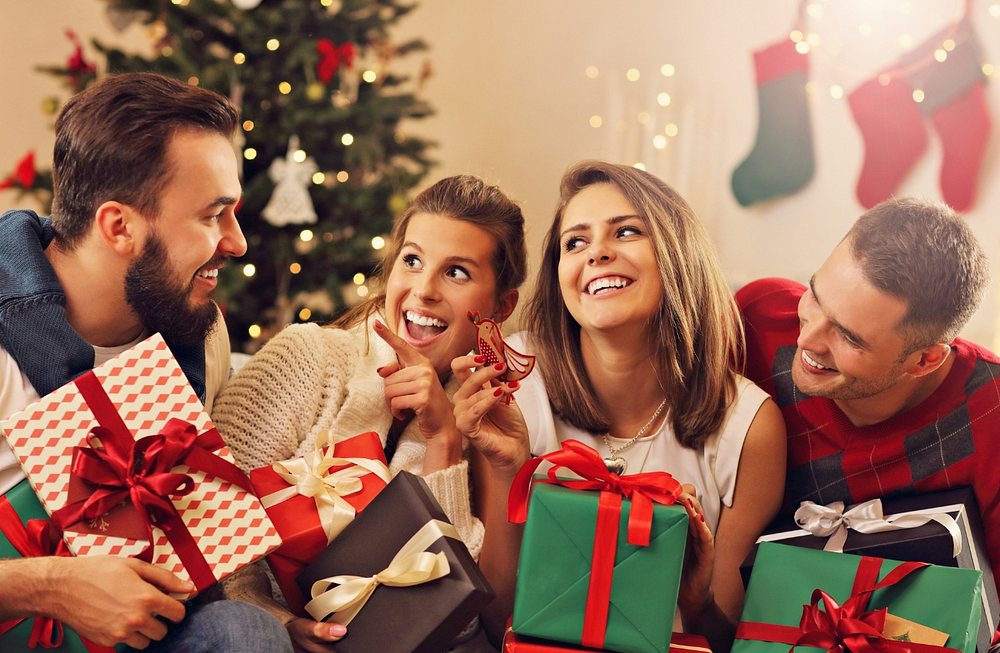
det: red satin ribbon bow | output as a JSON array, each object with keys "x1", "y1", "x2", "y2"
[
  {"x1": 0, "y1": 151, "x2": 36, "y2": 191},
  {"x1": 316, "y1": 39, "x2": 357, "y2": 83},
  {"x1": 51, "y1": 370, "x2": 253, "y2": 592},
  {"x1": 0, "y1": 497, "x2": 115, "y2": 651},
  {"x1": 736, "y1": 556, "x2": 963, "y2": 653},
  {"x1": 507, "y1": 439, "x2": 683, "y2": 649}
]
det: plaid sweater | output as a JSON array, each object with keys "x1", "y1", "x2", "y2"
[{"x1": 736, "y1": 277, "x2": 1000, "y2": 585}]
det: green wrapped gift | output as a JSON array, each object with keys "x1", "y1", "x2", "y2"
[
  {"x1": 0, "y1": 480, "x2": 122, "y2": 653},
  {"x1": 735, "y1": 542, "x2": 982, "y2": 653},
  {"x1": 511, "y1": 480, "x2": 688, "y2": 653}
]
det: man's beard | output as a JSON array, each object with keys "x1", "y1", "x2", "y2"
[{"x1": 124, "y1": 232, "x2": 222, "y2": 346}]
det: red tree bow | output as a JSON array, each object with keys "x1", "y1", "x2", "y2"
[
  {"x1": 316, "y1": 39, "x2": 357, "y2": 83},
  {"x1": 0, "y1": 151, "x2": 36, "y2": 191},
  {"x1": 508, "y1": 439, "x2": 682, "y2": 546}
]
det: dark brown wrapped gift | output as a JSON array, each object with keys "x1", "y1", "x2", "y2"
[
  {"x1": 740, "y1": 487, "x2": 999, "y2": 653},
  {"x1": 296, "y1": 471, "x2": 495, "y2": 653}
]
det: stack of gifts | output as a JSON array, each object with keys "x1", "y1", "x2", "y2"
[
  {"x1": 735, "y1": 542, "x2": 983, "y2": 653},
  {"x1": 740, "y1": 489, "x2": 999, "y2": 653},
  {"x1": 249, "y1": 429, "x2": 390, "y2": 614},
  {"x1": 504, "y1": 439, "x2": 699, "y2": 653},
  {"x1": 294, "y1": 471, "x2": 496, "y2": 653},
  {"x1": 0, "y1": 334, "x2": 283, "y2": 649}
]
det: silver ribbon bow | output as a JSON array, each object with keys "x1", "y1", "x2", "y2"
[
  {"x1": 304, "y1": 519, "x2": 459, "y2": 624},
  {"x1": 260, "y1": 430, "x2": 390, "y2": 543},
  {"x1": 794, "y1": 498, "x2": 962, "y2": 556}
]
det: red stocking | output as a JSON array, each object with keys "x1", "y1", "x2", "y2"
[{"x1": 848, "y1": 70, "x2": 928, "y2": 209}]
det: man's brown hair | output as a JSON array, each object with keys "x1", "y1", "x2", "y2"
[
  {"x1": 50, "y1": 72, "x2": 239, "y2": 249},
  {"x1": 847, "y1": 197, "x2": 988, "y2": 350}
]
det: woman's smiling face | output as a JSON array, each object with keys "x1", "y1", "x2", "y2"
[
  {"x1": 385, "y1": 212, "x2": 500, "y2": 376},
  {"x1": 557, "y1": 183, "x2": 663, "y2": 335}
]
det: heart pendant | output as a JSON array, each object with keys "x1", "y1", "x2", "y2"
[{"x1": 603, "y1": 456, "x2": 627, "y2": 475}]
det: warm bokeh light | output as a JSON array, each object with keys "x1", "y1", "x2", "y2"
[
  {"x1": 795, "y1": 42, "x2": 810, "y2": 54},
  {"x1": 234, "y1": 53, "x2": 246, "y2": 64},
  {"x1": 312, "y1": 172, "x2": 325, "y2": 184},
  {"x1": 830, "y1": 85, "x2": 844, "y2": 99},
  {"x1": 371, "y1": 236, "x2": 386, "y2": 250},
  {"x1": 248, "y1": 324, "x2": 262, "y2": 338},
  {"x1": 586, "y1": 66, "x2": 599, "y2": 78},
  {"x1": 243, "y1": 264, "x2": 256, "y2": 277},
  {"x1": 653, "y1": 135, "x2": 667, "y2": 149},
  {"x1": 590, "y1": 115, "x2": 602, "y2": 128},
  {"x1": 633, "y1": 162, "x2": 646, "y2": 171},
  {"x1": 353, "y1": 273, "x2": 366, "y2": 285},
  {"x1": 244, "y1": 148, "x2": 257, "y2": 160},
  {"x1": 300, "y1": 229, "x2": 314, "y2": 242},
  {"x1": 657, "y1": 93, "x2": 671, "y2": 106},
  {"x1": 299, "y1": 308, "x2": 312, "y2": 321},
  {"x1": 279, "y1": 82, "x2": 291, "y2": 94},
  {"x1": 660, "y1": 64, "x2": 675, "y2": 77},
  {"x1": 626, "y1": 68, "x2": 640, "y2": 81},
  {"x1": 912, "y1": 89, "x2": 925, "y2": 103},
  {"x1": 267, "y1": 39, "x2": 280, "y2": 51},
  {"x1": 337, "y1": 171, "x2": 349, "y2": 182},
  {"x1": 341, "y1": 133, "x2": 354, "y2": 145},
  {"x1": 293, "y1": 149, "x2": 307, "y2": 162},
  {"x1": 362, "y1": 70, "x2": 377, "y2": 83},
  {"x1": 664, "y1": 124, "x2": 678, "y2": 137},
  {"x1": 290, "y1": 263, "x2": 302, "y2": 274},
  {"x1": 243, "y1": 120, "x2": 254, "y2": 131}
]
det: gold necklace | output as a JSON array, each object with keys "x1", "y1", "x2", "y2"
[{"x1": 601, "y1": 398, "x2": 667, "y2": 475}]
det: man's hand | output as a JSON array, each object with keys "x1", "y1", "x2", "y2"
[{"x1": 36, "y1": 555, "x2": 191, "y2": 649}]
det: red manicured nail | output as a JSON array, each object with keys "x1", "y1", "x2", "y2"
[
  {"x1": 699, "y1": 514, "x2": 705, "y2": 522},
  {"x1": 474, "y1": 355, "x2": 486, "y2": 363},
  {"x1": 494, "y1": 387, "x2": 504, "y2": 397},
  {"x1": 508, "y1": 380, "x2": 519, "y2": 389},
  {"x1": 495, "y1": 363, "x2": 505, "y2": 370}
]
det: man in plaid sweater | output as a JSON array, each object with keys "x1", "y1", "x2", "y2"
[{"x1": 736, "y1": 197, "x2": 1000, "y2": 585}]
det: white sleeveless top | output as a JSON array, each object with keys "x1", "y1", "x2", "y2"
[{"x1": 507, "y1": 332, "x2": 768, "y2": 535}]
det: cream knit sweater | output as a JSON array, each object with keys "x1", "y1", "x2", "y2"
[{"x1": 211, "y1": 320, "x2": 485, "y2": 560}]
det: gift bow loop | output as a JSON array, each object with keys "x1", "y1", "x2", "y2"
[
  {"x1": 0, "y1": 497, "x2": 108, "y2": 650},
  {"x1": 304, "y1": 519, "x2": 458, "y2": 625},
  {"x1": 508, "y1": 438, "x2": 683, "y2": 546},
  {"x1": 262, "y1": 430, "x2": 390, "y2": 542},
  {"x1": 795, "y1": 499, "x2": 963, "y2": 557},
  {"x1": 316, "y1": 39, "x2": 357, "y2": 83}
]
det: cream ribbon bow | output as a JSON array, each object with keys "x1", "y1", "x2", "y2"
[
  {"x1": 260, "y1": 430, "x2": 391, "y2": 543},
  {"x1": 794, "y1": 499, "x2": 962, "y2": 556},
  {"x1": 304, "y1": 519, "x2": 458, "y2": 624}
]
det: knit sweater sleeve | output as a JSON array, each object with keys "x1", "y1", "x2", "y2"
[
  {"x1": 211, "y1": 323, "x2": 343, "y2": 472},
  {"x1": 389, "y1": 434, "x2": 485, "y2": 562}
]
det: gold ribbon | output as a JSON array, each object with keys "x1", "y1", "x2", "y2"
[
  {"x1": 260, "y1": 430, "x2": 391, "y2": 543},
  {"x1": 794, "y1": 499, "x2": 962, "y2": 557},
  {"x1": 304, "y1": 519, "x2": 459, "y2": 624}
]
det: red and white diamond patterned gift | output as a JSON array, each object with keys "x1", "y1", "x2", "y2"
[{"x1": 0, "y1": 334, "x2": 282, "y2": 598}]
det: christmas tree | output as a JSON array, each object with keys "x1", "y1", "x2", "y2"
[{"x1": 7, "y1": 0, "x2": 434, "y2": 352}]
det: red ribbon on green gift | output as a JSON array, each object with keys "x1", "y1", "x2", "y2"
[
  {"x1": 0, "y1": 495, "x2": 116, "y2": 652},
  {"x1": 736, "y1": 555, "x2": 964, "y2": 653},
  {"x1": 50, "y1": 369, "x2": 254, "y2": 592},
  {"x1": 507, "y1": 439, "x2": 683, "y2": 650}
]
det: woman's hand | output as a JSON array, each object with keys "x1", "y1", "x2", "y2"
[
  {"x1": 374, "y1": 320, "x2": 462, "y2": 473},
  {"x1": 451, "y1": 353, "x2": 530, "y2": 479},
  {"x1": 676, "y1": 485, "x2": 716, "y2": 619},
  {"x1": 287, "y1": 618, "x2": 346, "y2": 653}
]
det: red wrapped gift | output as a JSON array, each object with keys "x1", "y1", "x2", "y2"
[
  {"x1": 0, "y1": 334, "x2": 282, "y2": 599},
  {"x1": 250, "y1": 430, "x2": 389, "y2": 614}
]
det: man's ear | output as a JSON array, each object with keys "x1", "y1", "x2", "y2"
[
  {"x1": 494, "y1": 289, "x2": 519, "y2": 324},
  {"x1": 905, "y1": 342, "x2": 952, "y2": 377},
  {"x1": 94, "y1": 201, "x2": 140, "y2": 256}
]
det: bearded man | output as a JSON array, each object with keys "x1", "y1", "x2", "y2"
[
  {"x1": 737, "y1": 197, "x2": 1000, "y2": 586},
  {"x1": 0, "y1": 73, "x2": 291, "y2": 653}
]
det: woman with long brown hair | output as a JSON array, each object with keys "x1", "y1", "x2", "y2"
[
  {"x1": 213, "y1": 174, "x2": 530, "y2": 652},
  {"x1": 459, "y1": 161, "x2": 785, "y2": 652}
]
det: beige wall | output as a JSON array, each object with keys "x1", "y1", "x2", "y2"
[{"x1": 4, "y1": 0, "x2": 999, "y2": 346}]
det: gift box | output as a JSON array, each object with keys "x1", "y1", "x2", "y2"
[
  {"x1": 250, "y1": 429, "x2": 390, "y2": 615},
  {"x1": 509, "y1": 440, "x2": 689, "y2": 653},
  {"x1": 502, "y1": 624, "x2": 712, "y2": 653},
  {"x1": 740, "y1": 489, "x2": 999, "y2": 653},
  {"x1": 0, "y1": 481, "x2": 122, "y2": 653},
  {"x1": 0, "y1": 334, "x2": 282, "y2": 598},
  {"x1": 296, "y1": 470, "x2": 495, "y2": 653},
  {"x1": 734, "y1": 542, "x2": 983, "y2": 653}
]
